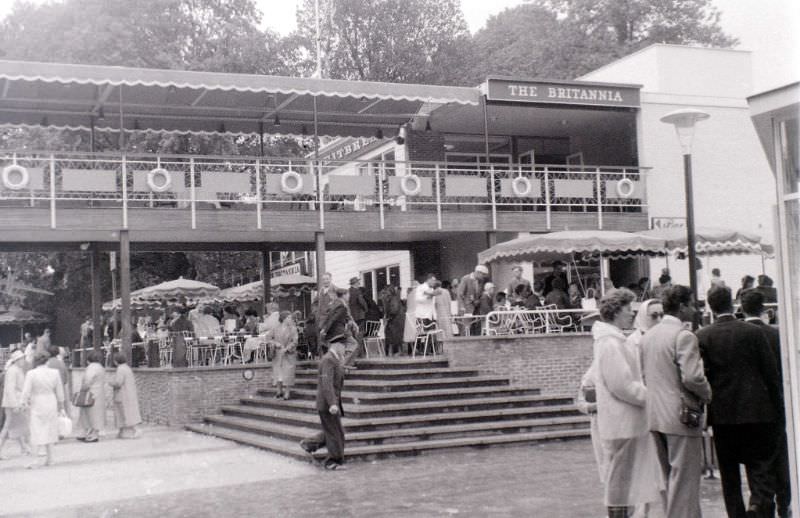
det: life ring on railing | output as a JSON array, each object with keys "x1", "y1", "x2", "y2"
[
  {"x1": 1, "y1": 164, "x2": 29, "y2": 190},
  {"x1": 281, "y1": 170, "x2": 303, "y2": 194},
  {"x1": 400, "y1": 174, "x2": 422, "y2": 196},
  {"x1": 147, "y1": 168, "x2": 172, "y2": 192},
  {"x1": 615, "y1": 178, "x2": 635, "y2": 198},
  {"x1": 511, "y1": 176, "x2": 532, "y2": 197}
]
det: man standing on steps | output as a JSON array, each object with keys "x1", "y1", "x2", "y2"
[{"x1": 300, "y1": 338, "x2": 346, "y2": 470}]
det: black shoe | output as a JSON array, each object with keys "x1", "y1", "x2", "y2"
[
  {"x1": 323, "y1": 461, "x2": 345, "y2": 471},
  {"x1": 299, "y1": 442, "x2": 316, "y2": 454}
]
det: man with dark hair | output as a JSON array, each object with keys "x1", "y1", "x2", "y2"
[
  {"x1": 753, "y1": 275, "x2": 778, "y2": 304},
  {"x1": 347, "y1": 277, "x2": 368, "y2": 334},
  {"x1": 652, "y1": 272, "x2": 672, "y2": 300},
  {"x1": 507, "y1": 265, "x2": 531, "y2": 305},
  {"x1": 641, "y1": 285, "x2": 711, "y2": 518},
  {"x1": 741, "y1": 290, "x2": 791, "y2": 518},
  {"x1": 697, "y1": 286, "x2": 783, "y2": 518},
  {"x1": 543, "y1": 261, "x2": 568, "y2": 297}
]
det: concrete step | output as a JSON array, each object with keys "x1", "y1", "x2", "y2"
[
  {"x1": 187, "y1": 421, "x2": 590, "y2": 461},
  {"x1": 202, "y1": 413, "x2": 590, "y2": 446},
  {"x1": 293, "y1": 375, "x2": 510, "y2": 393},
  {"x1": 354, "y1": 357, "x2": 450, "y2": 370},
  {"x1": 240, "y1": 393, "x2": 573, "y2": 418},
  {"x1": 257, "y1": 386, "x2": 542, "y2": 405},
  {"x1": 222, "y1": 401, "x2": 582, "y2": 431},
  {"x1": 294, "y1": 367, "x2": 481, "y2": 381}
]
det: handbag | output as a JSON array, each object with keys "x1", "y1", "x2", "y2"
[
  {"x1": 72, "y1": 387, "x2": 95, "y2": 408},
  {"x1": 679, "y1": 395, "x2": 704, "y2": 428},
  {"x1": 58, "y1": 411, "x2": 72, "y2": 437}
]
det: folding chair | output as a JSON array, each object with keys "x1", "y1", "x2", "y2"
[
  {"x1": 363, "y1": 320, "x2": 385, "y2": 358},
  {"x1": 413, "y1": 319, "x2": 443, "y2": 358}
]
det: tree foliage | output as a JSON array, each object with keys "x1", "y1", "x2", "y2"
[
  {"x1": 469, "y1": 0, "x2": 738, "y2": 81},
  {"x1": 289, "y1": 0, "x2": 474, "y2": 84}
]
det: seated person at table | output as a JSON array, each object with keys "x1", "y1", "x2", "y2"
[
  {"x1": 515, "y1": 284, "x2": 541, "y2": 309},
  {"x1": 259, "y1": 303, "x2": 281, "y2": 334},
  {"x1": 494, "y1": 291, "x2": 509, "y2": 310},
  {"x1": 222, "y1": 306, "x2": 239, "y2": 333},
  {"x1": 477, "y1": 283, "x2": 496, "y2": 316},
  {"x1": 242, "y1": 308, "x2": 260, "y2": 335},
  {"x1": 544, "y1": 278, "x2": 570, "y2": 309},
  {"x1": 567, "y1": 282, "x2": 583, "y2": 309}
]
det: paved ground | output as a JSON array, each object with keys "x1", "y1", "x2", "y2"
[{"x1": 1, "y1": 427, "x2": 727, "y2": 517}]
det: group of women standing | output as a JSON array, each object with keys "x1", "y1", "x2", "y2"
[
  {"x1": 583, "y1": 292, "x2": 666, "y2": 518},
  {"x1": 0, "y1": 347, "x2": 142, "y2": 468}
]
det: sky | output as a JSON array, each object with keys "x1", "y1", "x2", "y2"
[{"x1": 0, "y1": 0, "x2": 796, "y2": 91}]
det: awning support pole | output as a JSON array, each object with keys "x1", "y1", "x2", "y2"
[
  {"x1": 314, "y1": 95, "x2": 324, "y2": 230},
  {"x1": 190, "y1": 157, "x2": 196, "y2": 229},
  {"x1": 261, "y1": 251, "x2": 271, "y2": 311},
  {"x1": 49, "y1": 154, "x2": 56, "y2": 229},
  {"x1": 435, "y1": 164, "x2": 442, "y2": 230},
  {"x1": 596, "y1": 168, "x2": 603, "y2": 230},
  {"x1": 90, "y1": 245, "x2": 102, "y2": 352},
  {"x1": 120, "y1": 229, "x2": 131, "y2": 361},
  {"x1": 315, "y1": 232, "x2": 326, "y2": 286},
  {"x1": 255, "y1": 159, "x2": 262, "y2": 230},
  {"x1": 544, "y1": 166, "x2": 551, "y2": 230},
  {"x1": 378, "y1": 163, "x2": 385, "y2": 230}
]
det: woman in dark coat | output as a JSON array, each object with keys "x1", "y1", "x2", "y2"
[{"x1": 379, "y1": 285, "x2": 405, "y2": 356}]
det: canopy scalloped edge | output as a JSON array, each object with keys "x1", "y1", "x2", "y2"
[
  {"x1": 479, "y1": 247, "x2": 664, "y2": 264},
  {"x1": 0, "y1": 122, "x2": 339, "y2": 139}
]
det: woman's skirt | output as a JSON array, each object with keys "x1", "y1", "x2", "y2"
[
  {"x1": 273, "y1": 349, "x2": 296, "y2": 387},
  {"x1": 2, "y1": 407, "x2": 29, "y2": 439},
  {"x1": 603, "y1": 434, "x2": 664, "y2": 506},
  {"x1": 28, "y1": 394, "x2": 58, "y2": 446}
]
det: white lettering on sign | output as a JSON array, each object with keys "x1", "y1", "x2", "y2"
[
  {"x1": 271, "y1": 263, "x2": 302, "y2": 278},
  {"x1": 546, "y1": 87, "x2": 623, "y2": 103},
  {"x1": 651, "y1": 217, "x2": 686, "y2": 230}
]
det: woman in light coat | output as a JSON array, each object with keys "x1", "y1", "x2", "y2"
[
  {"x1": 76, "y1": 350, "x2": 106, "y2": 442},
  {"x1": 109, "y1": 353, "x2": 142, "y2": 439},
  {"x1": 271, "y1": 311, "x2": 298, "y2": 400},
  {"x1": 593, "y1": 288, "x2": 663, "y2": 518},
  {"x1": 21, "y1": 352, "x2": 64, "y2": 468},
  {"x1": 0, "y1": 350, "x2": 30, "y2": 458}
]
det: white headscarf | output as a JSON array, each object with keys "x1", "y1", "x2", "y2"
[{"x1": 634, "y1": 298, "x2": 661, "y2": 334}]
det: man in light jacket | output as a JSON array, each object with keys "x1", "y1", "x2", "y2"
[{"x1": 641, "y1": 285, "x2": 712, "y2": 518}]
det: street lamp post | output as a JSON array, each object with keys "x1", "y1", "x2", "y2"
[{"x1": 660, "y1": 109, "x2": 710, "y2": 302}]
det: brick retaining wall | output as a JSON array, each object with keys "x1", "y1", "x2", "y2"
[
  {"x1": 72, "y1": 365, "x2": 274, "y2": 426},
  {"x1": 442, "y1": 334, "x2": 594, "y2": 395}
]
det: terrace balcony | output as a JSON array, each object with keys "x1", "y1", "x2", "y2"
[{"x1": 0, "y1": 151, "x2": 648, "y2": 245}]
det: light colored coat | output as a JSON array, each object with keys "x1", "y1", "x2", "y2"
[
  {"x1": 594, "y1": 321, "x2": 648, "y2": 440},
  {"x1": 77, "y1": 361, "x2": 107, "y2": 431},
  {"x1": 272, "y1": 320, "x2": 298, "y2": 386},
  {"x1": 640, "y1": 315, "x2": 712, "y2": 437},
  {"x1": 456, "y1": 273, "x2": 483, "y2": 315},
  {"x1": 110, "y1": 364, "x2": 141, "y2": 428},
  {"x1": 2, "y1": 363, "x2": 25, "y2": 408},
  {"x1": 22, "y1": 366, "x2": 63, "y2": 446}
]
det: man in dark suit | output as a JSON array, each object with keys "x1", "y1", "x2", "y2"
[
  {"x1": 752, "y1": 275, "x2": 778, "y2": 304},
  {"x1": 299, "y1": 338, "x2": 347, "y2": 470},
  {"x1": 316, "y1": 272, "x2": 337, "y2": 324},
  {"x1": 347, "y1": 277, "x2": 368, "y2": 334},
  {"x1": 697, "y1": 286, "x2": 783, "y2": 518},
  {"x1": 741, "y1": 290, "x2": 791, "y2": 518}
]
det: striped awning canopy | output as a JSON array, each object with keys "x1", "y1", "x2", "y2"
[
  {"x1": 478, "y1": 230, "x2": 667, "y2": 264},
  {"x1": 637, "y1": 227, "x2": 775, "y2": 257},
  {"x1": 212, "y1": 274, "x2": 316, "y2": 303},
  {"x1": 0, "y1": 60, "x2": 479, "y2": 138},
  {"x1": 0, "y1": 308, "x2": 50, "y2": 325}
]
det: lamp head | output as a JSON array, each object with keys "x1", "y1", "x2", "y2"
[{"x1": 660, "y1": 109, "x2": 710, "y2": 154}]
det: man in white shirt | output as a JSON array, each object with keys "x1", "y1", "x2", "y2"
[{"x1": 414, "y1": 273, "x2": 440, "y2": 325}]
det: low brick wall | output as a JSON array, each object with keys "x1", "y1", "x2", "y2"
[
  {"x1": 72, "y1": 364, "x2": 274, "y2": 426},
  {"x1": 443, "y1": 334, "x2": 594, "y2": 395}
]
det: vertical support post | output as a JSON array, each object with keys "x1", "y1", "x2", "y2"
[
  {"x1": 121, "y1": 155, "x2": 128, "y2": 229},
  {"x1": 49, "y1": 154, "x2": 56, "y2": 229},
  {"x1": 315, "y1": 232, "x2": 326, "y2": 284},
  {"x1": 683, "y1": 153, "x2": 698, "y2": 301},
  {"x1": 313, "y1": 95, "x2": 324, "y2": 230},
  {"x1": 490, "y1": 165, "x2": 497, "y2": 230},
  {"x1": 599, "y1": 256, "x2": 607, "y2": 297},
  {"x1": 255, "y1": 159, "x2": 262, "y2": 230},
  {"x1": 190, "y1": 157, "x2": 197, "y2": 230},
  {"x1": 119, "y1": 229, "x2": 132, "y2": 361},
  {"x1": 544, "y1": 166, "x2": 551, "y2": 230},
  {"x1": 90, "y1": 245, "x2": 102, "y2": 352},
  {"x1": 260, "y1": 250, "x2": 271, "y2": 311},
  {"x1": 435, "y1": 163, "x2": 442, "y2": 230},
  {"x1": 486, "y1": 231, "x2": 497, "y2": 249},
  {"x1": 596, "y1": 167, "x2": 603, "y2": 230},
  {"x1": 377, "y1": 163, "x2": 385, "y2": 230}
]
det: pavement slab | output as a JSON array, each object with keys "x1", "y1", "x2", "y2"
[{"x1": 0, "y1": 427, "x2": 727, "y2": 518}]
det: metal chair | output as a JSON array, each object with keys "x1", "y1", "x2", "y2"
[
  {"x1": 158, "y1": 337, "x2": 173, "y2": 367},
  {"x1": 363, "y1": 320, "x2": 385, "y2": 358},
  {"x1": 413, "y1": 319, "x2": 443, "y2": 358}
]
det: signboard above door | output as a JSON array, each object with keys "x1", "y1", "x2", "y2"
[{"x1": 484, "y1": 77, "x2": 641, "y2": 109}]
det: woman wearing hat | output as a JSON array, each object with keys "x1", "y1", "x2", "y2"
[
  {"x1": 0, "y1": 350, "x2": 31, "y2": 459},
  {"x1": 21, "y1": 351, "x2": 64, "y2": 468},
  {"x1": 271, "y1": 311, "x2": 299, "y2": 400}
]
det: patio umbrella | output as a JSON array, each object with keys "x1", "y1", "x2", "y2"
[
  {"x1": 478, "y1": 230, "x2": 668, "y2": 265},
  {"x1": 637, "y1": 227, "x2": 775, "y2": 256},
  {"x1": 211, "y1": 274, "x2": 317, "y2": 303},
  {"x1": 133, "y1": 277, "x2": 220, "y2": 303}
]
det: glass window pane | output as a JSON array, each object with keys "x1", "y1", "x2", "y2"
[
  {"x1": 389, "y1": 265, "x2": 400, "y2": 287},
  {"x1": 362, "y1": 271, "x2": 374, "y2": 301},
  {"x1": 376, "y1": 268, "x2": 388, "y2": 294}
]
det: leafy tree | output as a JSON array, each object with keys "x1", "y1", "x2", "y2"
[
  {"x1": 289, "y1": 0, "x2": 474, "y2": 84},
  {"x1": 469, "y1": 0, "x2": 738, "y2": 81}
]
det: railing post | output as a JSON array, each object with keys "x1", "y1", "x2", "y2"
[
  {"x1": 377, "y1": 162, "x2": 385, "y2": 230},
  {"x1": 255, "y1": 159, "x2": 262, "y2": 230},
  {"x1": 121, "y1": 155, "x2": 128, "y2": 229},
  {"x1": 435, "y1": 163, "x2": 442, "y2": 230},
  {"x1": 190, "y1": 157, "x2": 196, "y2": 230},
  {"x1": 49, "y1": 154, "x2": 56, "y2": 229},
  {"x1": 490, "y1": 165, "x2": 497, "y2": 230},
  {"x1": 544, "y1": 166, "x2": 551, "y2": 230},
  {"x1": 596, "y1": 167, "x2": 603, "y2": 230}
]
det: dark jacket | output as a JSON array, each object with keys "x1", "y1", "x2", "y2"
[
  {"x1": 315, "y1": 351, "x2": 344, "y2": 416},
  {"x1": 320, "y1": 299, "x2": 348, "y2": 343},
  {"x1": 544, "y1": 289, "x2": 570, "y2": 309},
  {"x1": 747, "y1": 318, "x2": 783, "y2": 384},
  {"x1": 348, "y1": 286, "x2": 368, "y2": 322},
  {"x1": 696, "y1": 315, "x2": 782, "y2": 426}
]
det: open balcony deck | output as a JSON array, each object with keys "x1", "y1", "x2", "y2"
[{"x1": 0, "y1": 152, "x2": 648, "y2": 245}]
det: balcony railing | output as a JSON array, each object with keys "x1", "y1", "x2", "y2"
[{"x1": 0, "y1": 151, "x2": 647, "y2": 231}]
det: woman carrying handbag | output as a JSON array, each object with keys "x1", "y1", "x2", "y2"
[{"x1": 75, "y1": 351, "x2": 106, "y2": 442}]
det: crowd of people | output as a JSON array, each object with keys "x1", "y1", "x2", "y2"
[
  {"x1": 582, "y1": 284, "x2": 788, "y2": 518},
  {"x1": 0, "y1": 340, "x2": 142, "y2": 468}
]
